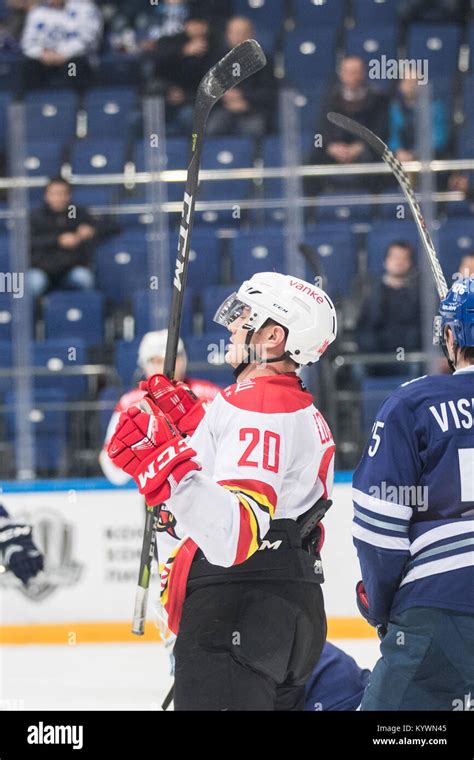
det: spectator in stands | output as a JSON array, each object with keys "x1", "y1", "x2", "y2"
[
  {"x1": 389, "y1": 73, "x2": 449, "y2": 161},
  {"x1": 142, "y1": 14, "x2": 217, "y2": 130},
  {"x1": 357, "y1": 240, "x2": 421, "y2": 367},
  {"x1": 27, "y1": 177, "x2": 107, "y2": 298},
  {"x1": 20, "y1": 0, "x2": 103, "y2": 92},
  {"x1": 306, "y1": 56, "x2": 389, "y2": 195},
  {"x1": 206, "y1": 15, "x2": 277, "y2": 137},
  {"x1": 457, "y1": 254, "x2": 474, "y2": 279}
]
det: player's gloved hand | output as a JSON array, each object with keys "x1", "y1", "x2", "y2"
[
  {"x1": 107, "y1": 399, "x2": 201, "y2": 506},
  {"x1": 0, "y1": 514, "x2": 44, "y2": 585},
  {"x1": 139, "y1": 375, "x2": 207, "y2": 437},
  {"x1": 356, "y1": 580, "x2": 387, "y2": 640}
]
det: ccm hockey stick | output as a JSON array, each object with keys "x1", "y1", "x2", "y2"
[
  {"x1": 326, "y1": 112, "x2": 448, "y2": 300},
  {"x1": 132, "y1": 40, "x2": 267, "y2": 636}
]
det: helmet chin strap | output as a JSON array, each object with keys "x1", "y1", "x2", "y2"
[
  {"x1": 442, "y1": 330, "x2": 457, "y2": 374},
  {"x1": 232, "y1": 328, "x2": 290, "y2": 381}
]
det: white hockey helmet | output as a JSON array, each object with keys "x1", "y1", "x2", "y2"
[
  {"x1": 138, "y1": 330, "x2": 186, "y2": 370},
  {"x1": 214, "y1": 272, "x2": 337, "y2": 366}
]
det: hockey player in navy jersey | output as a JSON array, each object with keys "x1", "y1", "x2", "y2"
[{"x1": 353, "y1": 277, "x2": 474, "y2": 711}]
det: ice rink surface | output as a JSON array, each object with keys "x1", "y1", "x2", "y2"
[{"x1": 1, "y1": 638, "x2": 380, "y2": 711}]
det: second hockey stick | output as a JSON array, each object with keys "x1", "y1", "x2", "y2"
[
  {"x1": 132, "y1": 39, "x2": 267, "y2": 636},
  {"x1": 326, "y1": 112, "x2": 448, "y2": 300}
]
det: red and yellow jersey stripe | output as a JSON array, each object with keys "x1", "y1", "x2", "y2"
[{"x1": 218, "y1": 478, "x2": 278, "y2": 565}]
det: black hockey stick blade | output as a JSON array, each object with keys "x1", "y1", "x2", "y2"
[
  {"x1": 327, "y1": 111, "x2": 449, "y2": 300},
  {"x1": 199, "y1": 39, "x2": 266, "y2": 102}
]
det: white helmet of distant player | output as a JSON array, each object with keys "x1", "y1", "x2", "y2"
[
  {"x1": 214, "y1": 272, "x2": 337, "y2": 366},
  {"x1": 138, "y1": 330, "x2": 187, "y2": 370}
]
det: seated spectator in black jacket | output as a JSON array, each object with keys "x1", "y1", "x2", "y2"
[
  {"x1": 206, "y1": 15, "x2": 277, "y2": 137},
  {"x1": 27, "y1": 177, "x2": 114, "y2": 298},
  {"x1": 142, "y1": 14, "x2": 217, "y2": 131},
  {"x1": 357, "y1": 241, "x2": 421, "y2": 371},
  {"x1": 306, "y1": 56, "x2": 389, "y2": 195}
]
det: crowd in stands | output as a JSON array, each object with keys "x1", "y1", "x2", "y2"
[{"x1": 1, "y1": 0, "x2": 474, "y2": 475}]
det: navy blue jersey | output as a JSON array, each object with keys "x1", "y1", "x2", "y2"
[
  {"x1": 353, "y1": 366, "x2": 474, "y2": 625},
  {"x1": 304, "y1": 642, "x2": 370, "y2": 711}
]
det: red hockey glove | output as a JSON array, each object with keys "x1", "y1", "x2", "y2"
[
  {"x1": 107, "y1": 399, "x2": 201, "y2": 506},
  {"x1": 139, "y1": 374, "x2": 207, "y2": 437},
  {"x1": 356, "y1": 580, "x2": 387, "y2": 640}
]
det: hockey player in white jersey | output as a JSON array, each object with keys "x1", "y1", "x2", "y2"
[{"x1": 107, "y1": 272, "x2": 337, "y2": 710}]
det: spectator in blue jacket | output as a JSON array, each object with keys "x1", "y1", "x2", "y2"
[{"x1": 389, "y1": 73, "x2": 449, "y2": 161}]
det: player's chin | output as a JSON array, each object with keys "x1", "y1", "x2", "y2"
[{"x1": 225, "y1": 345, "x2": 243, "y2": 367}]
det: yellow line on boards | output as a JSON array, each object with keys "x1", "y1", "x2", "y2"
[{"x1": 0, "y1": 617, "x2": 376, "y2": 645}]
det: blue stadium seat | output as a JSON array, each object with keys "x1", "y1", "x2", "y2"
[
  {"x1": 95, "y1": 53, "x2": 142, "y2": 87},
  {"x1": 316, "y1": 196, "x2": 373, "y2": 222},
  {"x1": 0, "y1": 56, "x2": 21, "y2": 93},
  {"x1": 304, "y1": 224, "x2": 357, "y2": 298},
  {"x1": 458, "y1": 122, "x2": 474, "y2": 159},
  {"x1": 366, "y1": 222, "x2": 420, "y2": 275},
  {"x1": 71, "y1": 186, "x2": 118, "y2": 207},
  {"x1": 352, "y1": 0, "x2": 399, "y2": 26},
  {"x1": 407, "y1": 24, "x2": 462, "y2": 77},
  {"x1": 43, "y1": 290, "x2": 105, "y2": 344},
  {"x1": 185, "y1": 334, "x2": 234, "y2": 388},
  {"x1": 0, "y1": 292, "x2": 13, "y2": 341},
  {"x1": 132, "y1": 288, "x2": 194, "y2": 337},
  {"x1": 25, "y1": 89, "x2": 78, "y2": 143},
  {"x1": 96, "y1": 233, "x2": 149, "y2": 303},
  {"x1": 177, "y1": 229, "x2": 222, "y2": 289},
  {"x1": 133, "y1": 137, "x2": 186, "y2": 203},
  {"x1": 233, "y1": 0, "x2": 284, "y2": 30},
  {"x1": 462, "y1": 74, "x2": 474, "y2": 118},
  {"x1": 0, "y1": 92, "x2": 12, "y2": 144},
  {"x1": 83, "y1": 86, "x2": 138, "y2": 138},
  {"x1": 345, "y1": 27, "x2": 397, "y2": 84},
  {"x1": 200, "y1": 137, "x2": 255, "y2": 202},
  {"x1": 438, "y1": 219, "x2": 474, "y2": 284},
  {"x1": 284, "y1": 29, "x2": 336, "y2": 86},
  {"x1": 261, "y1": 135, "x2": 284, "y2": 200},
  {"x1": 0, "y1": 339, "x2": 11, "y2": 397},
  {"x1": 228, "y1": 229, "x2": 285, "y2": 284},
  {"x1": 24, "y1": 140, "x2": 63, "y2": 179},
  {"x1": 70, "y1": 138, "x2": 127, "y2": 176},
  {"x1": 115, "y1": 338, "x2": 142, "y2": 388},
  {"x1": 293, "y1": 82, "x2": 327, "y2": 133},
  {"x1": 6, "y1": 388, "x2": 69, "y2": 473},
  {"x1": 294, "y1": 0, "x2": 345, "y2": 29},
  {"x1": 32, "y1": 339, "x2": 87, "y2": 400}
]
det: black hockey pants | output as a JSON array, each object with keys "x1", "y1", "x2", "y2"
[{"x1": 173, "y1": 519, "x2": 327, "y2": 711}]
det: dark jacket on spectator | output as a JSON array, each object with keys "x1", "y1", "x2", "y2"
[
  {"x1": 152, "y1": 30, "x2": 219, "y2": 95},
  {"x1": 320, "y1": 84, "x2": 389, "y2": 156},
  {"x1": 357, "y1": 275, "x2": 422, "y2": 354},
  {"x1": 30, "y1": 205, "x2": 118, "y2": 280}
]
